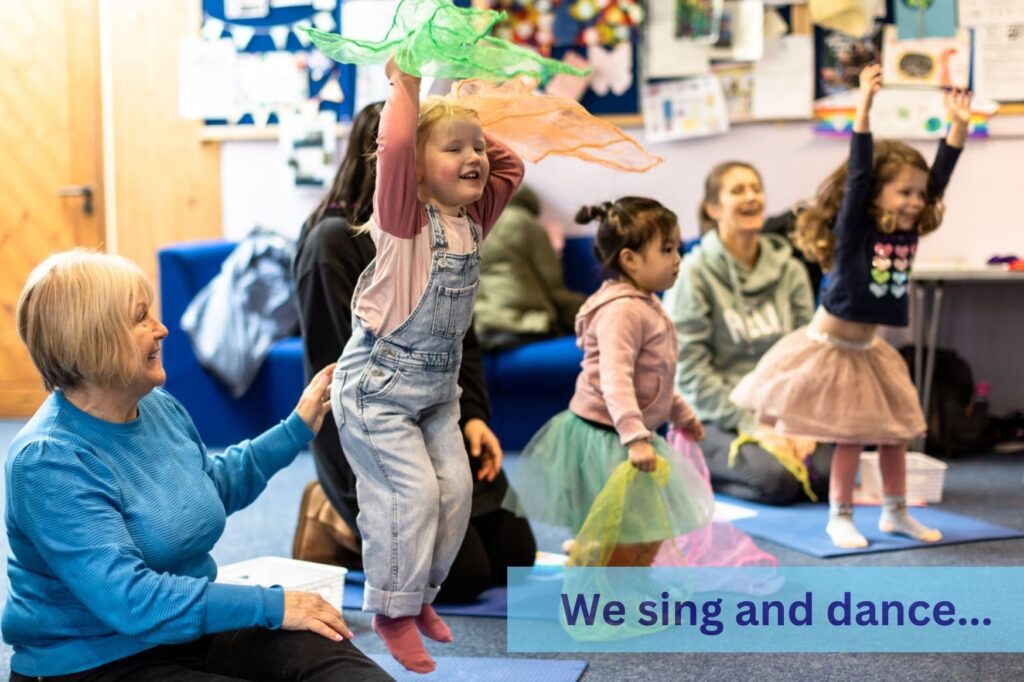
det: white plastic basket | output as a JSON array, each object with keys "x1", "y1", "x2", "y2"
[
  {"x1": 858, "y1": 451, "x2": 949, "y2": 504},
  {"x1": 217, "y1": 556, "x2": 347, "y2": 608}
]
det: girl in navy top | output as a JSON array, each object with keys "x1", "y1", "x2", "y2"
[{"x1": 732, "y1": 64, "x2": 972, "y2": 549}]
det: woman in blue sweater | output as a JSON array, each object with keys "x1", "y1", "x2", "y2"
[{"x1": 3, "y1": 249, "x2": 389, "y2": 680}]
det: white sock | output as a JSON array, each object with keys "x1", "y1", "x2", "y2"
[
  {"x1": 879, "y1": 496, "x2": 942, "y2": 542},
  {"x1": 827, "y1": 503, "x2": 868, "y2": 548}
]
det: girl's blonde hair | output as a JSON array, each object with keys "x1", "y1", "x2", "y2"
[
  {"x1": 17, "y1": 249, "x2": 155, "y2": 391},
  {"x1": 576, "y1": 197, "x2": 678, "y2": 278},
  {"x1": 698, "y1": 161, "x2": 763, "y2": 235},
  {"x1": 417, "y1": 96, "x2": 480, "y2": 144},
  {"x1": 794, "y1": 140, "x2": 944, "y2": 270},
  {"x1": 350, "y1": 97, "x2": 480, "y2": 235}
]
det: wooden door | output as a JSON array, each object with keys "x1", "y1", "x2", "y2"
[{"x1": 0, "y1": 0, "x2": 105, "y2": 416}]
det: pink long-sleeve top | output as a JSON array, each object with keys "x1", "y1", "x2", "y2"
[
  {"x1": 353, "y1": 62, "x2": 525, "y2": 337},
  {"x1": 569, "y1": 280, "x2": 697, "y2": 446}
]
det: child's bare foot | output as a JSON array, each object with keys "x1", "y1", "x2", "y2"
[{"x1": 372, "y1": 614, "x2": 435, "y2": 673}]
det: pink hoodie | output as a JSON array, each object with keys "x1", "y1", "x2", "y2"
[{"x1": 569, "y1": 280, "x2": 696, "y2": 446}]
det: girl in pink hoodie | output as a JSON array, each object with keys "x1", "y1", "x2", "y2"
[{"x1": 508, "y1": 197, "x2": 714, "y2": 566}]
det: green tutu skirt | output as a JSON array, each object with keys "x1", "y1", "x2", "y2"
[{"x1": 505, "y1": 411, "x2": 713, "y2": 543}]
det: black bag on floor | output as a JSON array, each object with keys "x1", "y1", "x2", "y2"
[{"x1": 899, "y1": 346, "x2": 992, "y2": 458}]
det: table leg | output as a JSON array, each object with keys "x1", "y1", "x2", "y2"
[
  {"x1": 922, "y1": 283, "x2": 945, "y2": 424},
  {"x1": 913, "y1": 284, "x2": 926, "y2": 395}
]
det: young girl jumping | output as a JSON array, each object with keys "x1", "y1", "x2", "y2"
[
  {"x1": 509, "y1": 197, "x2": 714, "y2": 567},
  {"x1": 731, "y1": 64, "x2": 972, "y2": 549},
  {"x1": 329, "y1": 57, "x2": 523, "y2": 673}
]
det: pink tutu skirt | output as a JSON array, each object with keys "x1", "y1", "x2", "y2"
[{"x1": 729, "y1": 327, "x2": 925, "y2": 445}]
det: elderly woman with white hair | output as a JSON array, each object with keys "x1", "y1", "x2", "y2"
[{"x1": 3, "y1": 249, "x2": 390, "y2": 681}]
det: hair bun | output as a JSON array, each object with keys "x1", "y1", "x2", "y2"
[{"x1": 574, "y1": 202, "x2": 612, "y2": 225}]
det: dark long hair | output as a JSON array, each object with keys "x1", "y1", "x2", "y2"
[
  {"x1": 307, "y1": 101, "x2": 384, "y2": 227},
  {"x1": 575, "y1": 197, "x2": 678, "y2": 278}
]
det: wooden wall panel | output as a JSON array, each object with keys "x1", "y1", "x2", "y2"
[
  {"x1": 104, "y1": 0, "x2": 222, "y2": 290},
  {"x1": 0, "y1": 0, "x2": 105, "y2": 416}
]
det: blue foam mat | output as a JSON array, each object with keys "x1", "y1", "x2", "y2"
[
  {"x1": 344, "y1": 571, "x2": 508, "y2": 617},
  {"x1": 719, "y1": 494, "x2": 1024, "y2": 558},
  {"x1": 368, "y1": 655, "x2": 587, "y2": 681}
]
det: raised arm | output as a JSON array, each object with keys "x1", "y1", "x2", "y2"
[
  {"x1": 833, "y1": 64, "x2": 881, "y2": 241},
  {"x1": 374, "y1": 57, "x2": 425, "y2": 238},
  {"x1": 467, "y1": 134, "x2": 525, "y2": 234},
  {"x1": 852, "y1": 63, "x2": 881, "y2": 134},
  {"x1": 929, "y1": 88, "x2": 970, "y2": 197}
]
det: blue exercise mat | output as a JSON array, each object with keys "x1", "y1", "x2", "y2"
[
  {"x1": 368, "y1": 655, "x2": 587, "y2": 681},
  {"x1": 343, "y1": 571, "x2": 508, "y2": 617},
  {"x1": 718, "y1": 495, "x2": 1024, "y2": 558}
]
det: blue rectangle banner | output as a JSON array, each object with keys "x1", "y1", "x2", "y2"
[{"x1": 507, "y1": 567, "x2": 1024, "y2": 652}]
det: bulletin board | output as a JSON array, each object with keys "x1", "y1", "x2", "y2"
[
  {"x1": 464, "y1": 0, "x2": 643, "y2": 118},
  {"x1": 201, "y1": 0, "x2": 355, "y2": 125}
]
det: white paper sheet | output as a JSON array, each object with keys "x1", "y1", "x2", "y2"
[
  {"x1": 224, "y1": 0, "x2": 270, "y2": 20},
  {"x1": 709, "y1": 1, "x2": 765, "y2": 62},
  {"x1": 973, "y1": 23, "x2": 1024, "y2": 102},
  {"x1": 642, "y1": 75, "x2": 729, "y2": 142},
  {"x1": 279, "y1": 111, "x2": 338, "y2": 188},
  {"x1": 237, "y1": 52, "x2": 309, "y2": 115},
  {"x1": 871, "y1": 88, "x2": 947, "y2": 139},
  {"x1": 958, "y1": 0, "x2": 1024, "y2": 26},
  {"x1": 752, "y1": 35, "x2": 813, "y2": 120},
  {"x1": 178, "y1": 38, "x2": 239, "y2": 120},
  {"x1": 712, "y1": 63, "x2": 754, "y2": 122},
  {"x1": 645, "y1": 0, "x2": 711, "y2": 78}
]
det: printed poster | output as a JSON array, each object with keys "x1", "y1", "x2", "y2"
[
  {"x1": 642, "y1": 75, "x2": 730, "y2": 142},
  {"x1": 882, "y1": 25, "x2": 970, "y2": 89}
]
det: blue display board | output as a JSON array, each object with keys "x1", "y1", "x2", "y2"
[{"x1": 201, "y1": 0, "x2": 355, "y2": 124}]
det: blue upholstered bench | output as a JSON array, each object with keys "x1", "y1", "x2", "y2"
[{"x1": 157, "y1": 236, "x2": 606, "y2": 449}]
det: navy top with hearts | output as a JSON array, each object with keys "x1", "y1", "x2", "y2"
[{"x1": 820, "y1": 132, "x2": 961, "y2": 327}]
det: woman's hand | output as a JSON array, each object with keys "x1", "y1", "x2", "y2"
[
  {"x1": 627, "y1": 439, "x2": 657, "y2": 473},
  {"x1": 295, "y1": 364, "x2": 336, "y2": 434},
  {"x1": 282, "y1": 590, "x2": 353, "y2": 641},
  {"x1": 463, "y1": 418, "x2": 503, "y2": 482}
]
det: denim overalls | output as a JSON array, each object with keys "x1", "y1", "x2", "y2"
[{"x1": 330, "y1": 205, "x2": 477, "y2": 617}]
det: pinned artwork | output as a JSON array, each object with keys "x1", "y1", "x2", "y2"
[
  {"x1": 675, "y1": 0, "x2": 725, "y2": 41},
  {"x1": 642, "y1": 75, "x2": 730, "y2": 142},
  {"x1": 199, "y1": 0, "x2": 343, "y2": 124},
  {"x1": 895, "y1": 0, "x2": 957, "y2": 40},
  {"x1": 817, "y1": 19, "x2": 883, "y2": 97},
  {"x1": 881, "y1": 25, "x2": 970, "y2": 89},
  {"x1": 587, "y1": 43, "x2": 632, "y2": 96},
  {"x1": 485, "y1": 0, "x2": 645, "y2": 56}
]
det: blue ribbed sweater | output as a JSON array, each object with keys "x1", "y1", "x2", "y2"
[{"x1": 2, "y1": 388, "x2": 314, "y2": 676}]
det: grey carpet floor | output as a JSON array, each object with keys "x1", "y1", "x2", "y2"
[{"x1": 2, "y1": 417, "x2": 1022, "y2": 681}]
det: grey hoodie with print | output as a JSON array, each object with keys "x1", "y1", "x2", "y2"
[{"x1": 662, "y1": 229, "x2": 815, "y2": 432}]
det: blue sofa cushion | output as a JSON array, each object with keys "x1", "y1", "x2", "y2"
[{"x1": 159, "y1": 241, "x2": 304, "y2": 447}]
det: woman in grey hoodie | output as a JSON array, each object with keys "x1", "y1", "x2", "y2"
[{"x1": 663, "y1": 162, "x2": 831, "y2": 505}]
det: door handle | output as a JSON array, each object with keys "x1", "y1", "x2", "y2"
[{"x1": 57, "y1": 185, "x2": 93, "y2": 216}]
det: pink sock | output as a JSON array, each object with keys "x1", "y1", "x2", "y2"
[
  {"x1": 371, "y1": 614, "x2": 436, "y2": 674},
  {"x1": 415, "y1": 604, "x2": 453, "y2": 643}
]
